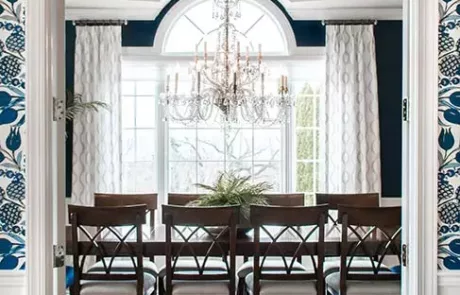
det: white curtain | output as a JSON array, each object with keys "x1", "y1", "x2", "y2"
[
  {"x1": 321, "y1": 25, "x2": 381, "y2": 194},
  {"x1": 71, "y1": 26, "x2": 122, "y2": 205}
]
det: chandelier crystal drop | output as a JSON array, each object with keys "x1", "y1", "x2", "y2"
[{"x1": 160, "y1": 0, "x2": 294, "y2": 126}]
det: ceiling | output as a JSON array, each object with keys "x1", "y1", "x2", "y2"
[{"x1": 65, "y1": 0, "x2": 403, "y2": 20}]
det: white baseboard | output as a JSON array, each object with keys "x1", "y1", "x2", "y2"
[
  {"x1": 438, "y1": 271, "x2": 460, "y2": 295},
  {"x1": 381, "y1": 197, "x2": 401, "y2": 207},
  {"x1": 0, "y1": 272, "x2": 26, "y2": 295}
]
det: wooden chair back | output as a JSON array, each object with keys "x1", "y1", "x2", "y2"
[
  {"x1": 337, "y1": 205, "x2": 402, "y2": 294},
  {"x1": 167, "y1": 193, "x2": 200, "y2": 206},
  {"x1": 68, "y1": 205, "x2": 146, "y2": 295},
  {"x1": 94, "y1": 193, "x2": 157, "y2": 228},
  {"x1": 162, "y1": 205, "x2": 239, "y2": 295},
  {"x1": 315, "y1": 193, "x2": 379, "y2": 232},
  {"x1": 250, "y1": 205, "x2": 328, "y2": 295},
  {"x1": 263, "y1": 193, "x2": 305, "y2": 206}
]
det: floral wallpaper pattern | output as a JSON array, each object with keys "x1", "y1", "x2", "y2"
[{"x1": 0, "y1": 0, "x2": 25, "y2": 271}]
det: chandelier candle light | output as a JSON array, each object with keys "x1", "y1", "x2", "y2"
[{"x1": 160, "y1": 0, "x2": 293, "y2": 125}]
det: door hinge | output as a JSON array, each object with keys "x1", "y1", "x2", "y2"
[
  {"x1": 402, "y1": 244, "x2": 408, "y2": 267},
  {"x1": 53, "y1": 245, "x2": 65, "y2": 268},
  {"x1": 402, "y1": 97, "x2": 409, "y2": 122},
  {"x1": 53, "y1": 96, "x2": 65, "y2": 122}
]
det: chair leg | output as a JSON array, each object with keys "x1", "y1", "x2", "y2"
[
  {"x1": 237, "y1": 277, "x2": 245, "y2": 295},
  {"x1": 158, "y1": 277, "x2": 165, "y2": 295}
]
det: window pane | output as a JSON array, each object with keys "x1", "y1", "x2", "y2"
[
  {"x1": 169, "y1": 129, "x2": 197, "y2": 161},
  {"x1": 122, "y1": 96, "x2": 135, "y2": 128},
  {"x1": 197, "y1": 129, "x2": 225, "y2": 161},
  {"x1": 253, "y1": 129, "x2": 281, "y2": 161},
  {"x1": 136, "y1": 129, "x2": 155, "y2": 162},
  {"x1": 253, "y1": 161, "x2": 281, "y2": 192},
  {"x1": 169, "y1": 162, "x2": 196, "y2": 192},
  {"x1": 296, "y1": 130, "x2": 314, "y2": 160},
  {"x1": 136, "y1": 96, "x2": 156, "y2": 128},
  {"x1": 122, "y1": 162, "x2": 136, "y2": 192},
  {"x1": 136, "y1": 81, "x2": 155, "y2": 96},
  {"x1": 133, "y1": 162, "x2": 156, "y2": 192},
  {"x1": 122, "y1": 129, "x2": 135, "y2": 162},
  {"x1": 122, "y1": 81, "x2": 135, "y2": 95},
  {"x1": 304, "y1": 194, "x2": 315, "y2": 206},
  {"x1": 227, "y1": 161, "x2": 252, "y2": 177},
  {"x1": 296, "y1": 97, "x2": 314, "y2": 127},
  {"x1": 296, "y1": 162, "x2": 314, "y2": 192},
  {"x1": 197, "y1": 161, "x2": 225, "y2": 189},
  {"x1": 226, "y1": 129, "x2": 253, "y2": 161}
]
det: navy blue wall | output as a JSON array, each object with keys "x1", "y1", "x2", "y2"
[{"x1": 65, "y1": 16, "x2": 402, "y2": 198}]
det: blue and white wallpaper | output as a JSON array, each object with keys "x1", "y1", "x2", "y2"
[{"x1": 0, "y1": 0, "x2": 25, "y2": 271}]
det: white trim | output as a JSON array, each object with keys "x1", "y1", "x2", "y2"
[
  {"x1": 288, "y1": 8, "x2": 402, "y2": 20},
  {"x1": 380, "y1": 198, "x2": 401, "y2": 207},
  {"x1": 0, "y1": 272, "x2": 26, "y2": 294},
  {"x1": 153, "y1": 0, "x2": 297, "y2": 55},
  {"x1": 26, "y1": 1, "x2": 55, "y2": 295},
  {"x1": 65, "y1": 7, "x2": 162, "y2": 20},
  {"x1": 438, "y1": 272, "x2": 460, "y2": 295},
  {"x1": 64, "y1": 6, "x2": 402, "y2": 21},
  {"x1": 405, "y1": 0, "x2": 438, "y2": 293}
]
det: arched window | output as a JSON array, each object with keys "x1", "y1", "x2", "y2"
[
  {"x1": 121, "y1": 0, "x2": 324, "y2": 205},
  {"x1": 163, "y1": 0, "x2": 288, "y2": 54}
]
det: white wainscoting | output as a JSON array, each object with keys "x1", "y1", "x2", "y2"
[
  {"x1": 438, "y1": 272, "x2": 460, "y2": 295},
  {"x1": 381, "y1": 197, "x2": 402, "y2": 207},
  {"x1": 0, "y1": 272, "x2": 25, "y2": 295}
]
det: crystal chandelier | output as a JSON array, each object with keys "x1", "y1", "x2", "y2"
[{"x1": 160, "y1": 0, "x2": 294, "y2": 125}]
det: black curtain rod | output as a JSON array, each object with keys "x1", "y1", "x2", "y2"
[
  {"x1": 72, "y1": 20, "x2": 128, "y2": 26},
  {"x1": 322, "y1": 20, "x2": 378, "y2": 26}
]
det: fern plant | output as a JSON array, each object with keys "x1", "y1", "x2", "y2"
[
  {"x1": 189, "y1": 171, "x2": 272, "y2": 222},
  {"x1": 66, "y1": 90, "x2": 109, "y2": 121}
]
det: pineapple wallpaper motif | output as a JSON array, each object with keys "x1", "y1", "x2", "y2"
[{"x1": 0, "y1": 0, "x2": 25, "y2": 270}]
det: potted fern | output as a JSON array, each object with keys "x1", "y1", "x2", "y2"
[{"x1": 188, "y1": 171, "x2": 273, "y2": 235}]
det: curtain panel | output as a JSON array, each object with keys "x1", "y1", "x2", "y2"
[
  {"x1": 321, "y1": 25, "x2": 381, "y2": 194},
  {"x1": 71, "y1": 26, "x2": 122, "y2": 205}
]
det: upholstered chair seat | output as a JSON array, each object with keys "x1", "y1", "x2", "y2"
[
  {"x1": 79, "y1": 271, "x2": 156, "y2": 295},
  {"x1": 88, "y1": 258, "x2": 159, "y2": 278},
  {"x1": 325, "y1": 271, "x2": 400, "y2": 295},
  {"x1": 244, "y1": 273, "x2": 318, "y2": 295}
]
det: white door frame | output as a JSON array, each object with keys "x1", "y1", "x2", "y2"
[
  {"x1": 25, "y1": 0, "x2": 439, "y2": 295},
  {"x1": 26, "y1": 0, "x2": 66, "y2": 294}
]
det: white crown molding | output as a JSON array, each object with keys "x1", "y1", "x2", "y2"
[
  {"x1": 65, "y1": 0, "x2": 403, "y2": 21},
  {"x1": 288, "y1": 8, "x2": 403, "y2": 21},
  {"x1": 65, "y1": 8, "x2": 162, "y2": 20}
]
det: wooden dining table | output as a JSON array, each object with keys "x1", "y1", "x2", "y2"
[{"x1": 66, "y1": 224, "x2": 401, "y2": 258}]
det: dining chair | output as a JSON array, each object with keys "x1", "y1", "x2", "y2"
[
  {"x1": 314, "y1": 193, "x2": 388, "y2": 279},
  {"x1": 162, "y1": 204, "x2": 239, "y2": 295},
  {"x1": 95, "y1": 193, "x2": 158, "y2": 229},
  {"x1": 68, "y1": 204, "x2": 156, "y2": 295},
  {"x1": 91, "y1": 193, "x2": 159, "y2": 274},
  {"x1": 325, "y1": 205, "x2": 401, "y2": 295},
  {"x1": 236, "y1": 193, "x2": 305, "y2": 293},
  {"x1": 244, "y1": 204, "x2": 328, "y2": 295},
  {"x1": 160, "y1": 194, "x2": 229, "y2": 284}
]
